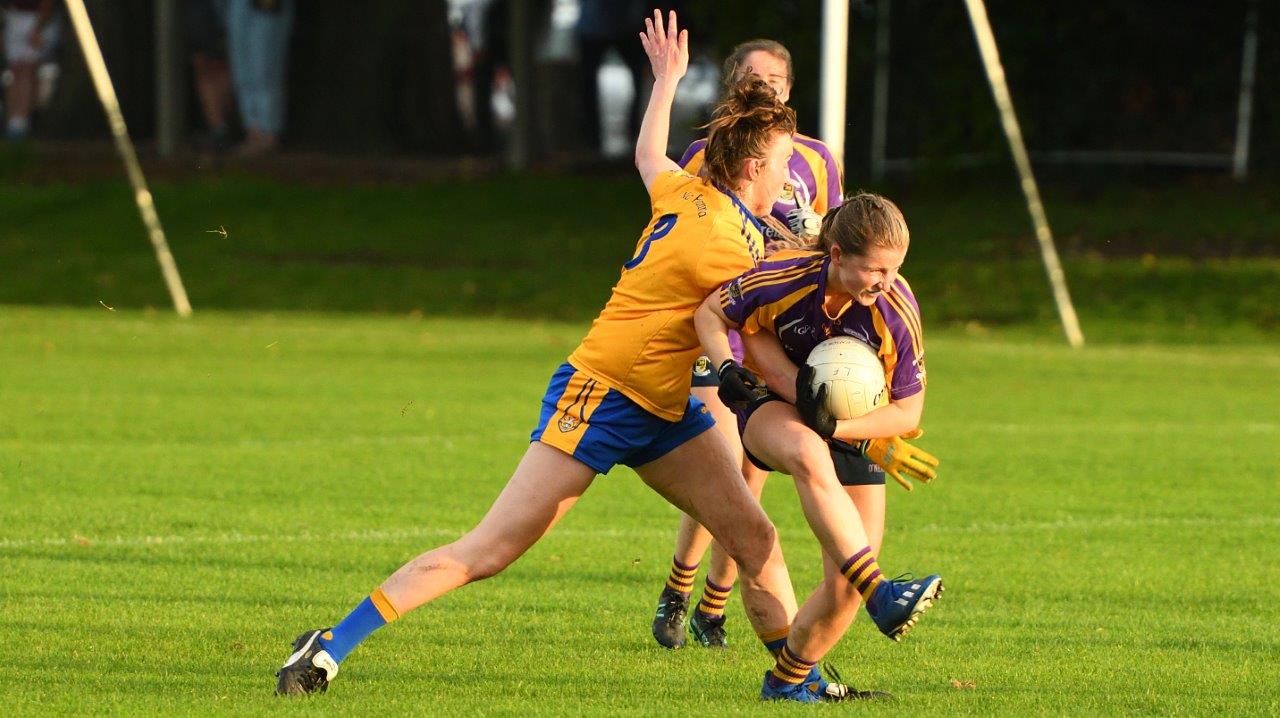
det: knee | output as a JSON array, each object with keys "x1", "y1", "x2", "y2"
[
  {"x1": 447, "y1": 535, "x2": 521, "y2": 583},
  {"x1": 721, "y1": 517, "x2": 778, "y2": 574},
  {"x1": 784, "y1": 435, "x2": 835, "y2": 486}
]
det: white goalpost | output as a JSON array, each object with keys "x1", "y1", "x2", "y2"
[
  {"x1": 821, "y1": 0, "x2": 1263, "y2": 346},
  {"x1": 961, "y1": 0, "x2": 1084, "y2": 348},
  {"x1": 64, "y1": 0, "x2": 192, "y2": 317},
  {"x1": 820, "y1": 0, "x2": 1084, "y2": 347}
]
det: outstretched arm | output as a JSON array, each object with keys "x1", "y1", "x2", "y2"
[{"x1": 635, "y1": 9, "x2": 688, "y2": 193}]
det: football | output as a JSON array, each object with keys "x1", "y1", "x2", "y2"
[{"x1": 805, "y1": 336, "x2": 888, "y2": 419}]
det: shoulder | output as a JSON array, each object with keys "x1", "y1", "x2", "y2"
[
  {"x1": 889, "y1": 276, "x2": 922, "y2": 315},
  {"x1": 651, "y1": 169, "x2": 704, "y2": 205},
  {"x1": 733, "y1": 251, "x2": 824, "y2": 290},
  {"x1": 793, "y1": 133, "x2": 839, "y2": 167},
  {"x1": 876, "y1": 276, "x2": 924, "y2": 347},
  {"x1": 679, "y1": 138, "x2": 709, "y2": 169}
]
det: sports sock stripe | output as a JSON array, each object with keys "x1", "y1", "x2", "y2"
[
  {"x1": 769, "y1": 645, "x2": 816, "y2": 685},
  {"x1": 840, "y1": 547, "x2": 885, "y2": 601},
  {"x1": 695, "y1": 578, "x2": 733, "y2": 618},
  {"x1": 665, "y1": 557, "x2": 699, "y2": 594}
]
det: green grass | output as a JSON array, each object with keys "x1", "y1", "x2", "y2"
[
  {"x1": 1, "y1": 171, "x2": 1277, "y2": 341},
  {"x1": 2, "y1": 306, "x2": 1277, "y2": 715}
]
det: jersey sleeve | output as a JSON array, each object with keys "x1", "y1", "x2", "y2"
[
  {"x1": 717, "y1": 252, "x2": 822, "y2": 329},
  {"x1": 823, "y1": 148, "x2": 843, "y2": 213},
  {"x1": 794, "y1": 136, "x2": 844, "y2": 215},
  {"x1": 880, "y1": 278, "x2": 926, "y2": 399}
]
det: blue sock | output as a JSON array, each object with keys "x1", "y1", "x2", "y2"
[{"x1": 318, "y1": 588, "x2": 399, "y2": 662}]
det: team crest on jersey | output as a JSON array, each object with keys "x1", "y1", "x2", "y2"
[
  {"x1": 727, "y1": 279, "x2": 743, "y2": 302},
  {"x1": 557, "y1": 414, "x2": 580, "y2": 433},
  {"x1": 693, "y1": 356, "x2": 712, "y2": 377}
]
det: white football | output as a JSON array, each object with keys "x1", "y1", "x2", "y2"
[{"x1": 805, "y1": 337, "x2": 888, "y2": 420}]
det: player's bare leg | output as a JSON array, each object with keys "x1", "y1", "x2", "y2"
[
  {"x1": 636, "y1": 427, "x2": 798, "y2": 638},
  {"x1": 654, "y1": 386, "x2": 763, "y2": 648},
  {"x1": 685, "y1": 460, "x2": 767, "y2": 647},
  {"x1": 276, "y1": 442, "x2": 596, "y2": 695},
  {"x1": 381, "y1": 442, "x2": 597, "y2": 611},
  {"x1": 744, "y1": 400, "x2": 941, "y2": 699},
  {"x1": 745, "y1": 402, "x2": 875, "y2": 563},
  {"x1": 673, "y1": 386, "x2": 747, "y2": 566},
  {"x1": 788, "y1": 484, "x2": 887, "y2": 660}
]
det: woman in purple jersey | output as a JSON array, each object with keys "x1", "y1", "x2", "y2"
[
  {"x1": 693, "y1": 193, "x2": 943, "y2": 681},
  {"x1": 652, "y1": 38, "x2": 858, "y2": 655}
]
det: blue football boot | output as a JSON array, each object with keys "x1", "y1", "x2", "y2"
[
  {"x1": 866, "y1": 573, "x2": 944, "y2": 642},
  {"x1": 804, "y1": 663, "x2": 893, "y2": 701},
  {"x1": 760, "y1": 672, "x2": 821, "y2": 703}
]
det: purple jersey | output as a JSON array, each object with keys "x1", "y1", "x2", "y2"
[
  {"x1": 719, "y1": 251, "x2": 926, "y2": 399},
  {"x1": 678, "y1": 133, "x2": 844, "y2": 225}
]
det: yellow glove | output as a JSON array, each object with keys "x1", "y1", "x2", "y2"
[{"x1": 860, "y1": 433, "x2": 938, "y2": 491}]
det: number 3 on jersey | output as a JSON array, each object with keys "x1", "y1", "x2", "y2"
[{"x1": 624, "y1": 214, "x2": 677, "y2": 270}]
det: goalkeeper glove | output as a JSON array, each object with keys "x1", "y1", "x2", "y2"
[
  {"x1": 859, "y1": 434, "x2": 938, "y2": 491},
  {"x1": 716, "y1": 359, "x2": 762, "y2": 411},
  {"x1": 795, "y1": 365, "x2": 836, "y2": 439},
  {"x1": 786, "y1": 199, "x2": 822, "y2": 239}
]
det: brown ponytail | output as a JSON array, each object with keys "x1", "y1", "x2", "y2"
[{"x1": 701, "y1": 77, "x2": 796, "y2": 191}]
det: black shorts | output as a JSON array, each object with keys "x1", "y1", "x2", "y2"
[
  {"x1": 690, "y1": 355, "x2": 718, "y2": 388},
  {"x1": 736, "y1": 391, "x2": 886, "y2": 487}
]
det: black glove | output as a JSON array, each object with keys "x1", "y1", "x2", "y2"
[
  {"x1": 716, "y1": 359, "x2": 761, "y2": 411},
  {"x1": 795, "y1": 365, "x2": 836, "y2": 439}
]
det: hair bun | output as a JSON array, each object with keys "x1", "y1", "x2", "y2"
[{"x1": 721, "y1": 76, "x2": 777, "y2": 113}]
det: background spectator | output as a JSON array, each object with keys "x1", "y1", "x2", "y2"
[
  {"x1": 574, "y1": 0, "x2": 649, "y2": 155},
  {"x1": 184, "y1": 0, "x2": 233, "y2": 153},
  {"x1": 226, "y1": 0, "x2": 293, "y2": 156},
  {"x1": 2, "y1": 0, "x2": 60, "y2": 141}
]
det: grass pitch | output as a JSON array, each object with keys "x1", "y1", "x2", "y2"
[{"x1": 1, "y1": 307, "x2": 1277, "y2": 715}]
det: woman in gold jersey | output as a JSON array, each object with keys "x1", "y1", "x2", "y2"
[{"x1": 275, "y1": 11, "x2": 852, "y2": 703}]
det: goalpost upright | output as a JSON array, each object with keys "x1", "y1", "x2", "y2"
[
  {"x1": 64, "y1": 0, "x2": 192, "y2": 317},
  {"x1": 962, "y1": 0, "x2": 1084, "y2": 348},
  {"x1": 822, "y1": 0, "x2": 1085, "y2": 347}
]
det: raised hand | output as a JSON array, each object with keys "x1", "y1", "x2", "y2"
[{"x1": 639, "y1": 9, "x2": 688, "y2": 84}]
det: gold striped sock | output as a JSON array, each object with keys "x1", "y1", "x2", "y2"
[
  {"x1": 769, "y1": 644, "x2": 816, "y2": 685},
  {"x1": 665, "y1": 557, "x2": 698, "y2": 594},
  {"x1": 757, "y1": 625, "x2": 790, "y2": 655},
  {"x1": 695, "y1": 578, "x2": 732, "y2": 618},
  {"x1": 840, "y1": 547, "x2": 884, "y2": 602}
]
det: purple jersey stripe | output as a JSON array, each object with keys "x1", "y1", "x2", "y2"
[
  {"x1": 678, "y1": 138, "x2": 707, "y2": 169},
  {"x1": 794, "y1": 134, "x2": 842, "y2": 208},
  {"x1": 720, "y1": 254, "x2": 824, "y2": 326}
]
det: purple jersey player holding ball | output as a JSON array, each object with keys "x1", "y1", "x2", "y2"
[{"x1": 693, "y1": 193, "x2": 943, "y2": 699}]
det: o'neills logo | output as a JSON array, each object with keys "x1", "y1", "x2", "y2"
[{"x1": 557, "y1": 414, "x2": 580, "y2": 433}]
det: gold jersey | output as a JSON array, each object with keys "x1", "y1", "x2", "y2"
[{"x1": 568, "y1": 170, "x2": 766, "y2": 420}]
